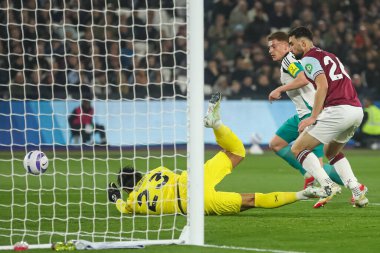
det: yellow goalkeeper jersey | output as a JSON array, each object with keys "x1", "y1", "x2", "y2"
[{"x1": 116, "y1": 167, "x2": 187, "y2": 215}]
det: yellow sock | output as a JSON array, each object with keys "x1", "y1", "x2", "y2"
[
  {"x1": 254, "y1": 192, "x2": 298, "y2": 208},
  {"x1": 214, "y1": 125, "x2": 246, "y2": 157}
]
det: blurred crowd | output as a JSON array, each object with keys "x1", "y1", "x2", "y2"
[
  {"x1": 0, "y1": 0, "x2": 187, "y2": 100},
  {"x1": 204, "y1": 0, "x2": 380, "y2": 99},
  {"x1": 0, "y1": 0, "x2": 379, "y2": 100}
]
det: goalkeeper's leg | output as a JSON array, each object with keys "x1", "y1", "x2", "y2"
[
  {"x1": 204, "y1": 92, "x2": 245, "y2": 159},
  {"x1": 240, "y1": 186, "x2": 327, "y2": 210}
]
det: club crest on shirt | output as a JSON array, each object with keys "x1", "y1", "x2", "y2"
[{"x1": 305, "y1": 64, "x2": 313, "y2": 74}]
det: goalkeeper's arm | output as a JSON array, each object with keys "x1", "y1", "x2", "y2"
[{"x1": 107, "y1": 182, "x2": 130, "y2": 214}]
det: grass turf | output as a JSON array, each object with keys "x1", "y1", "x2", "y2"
[{"x1": 0, "y1": 149, "x2": 379, "y2": 253}]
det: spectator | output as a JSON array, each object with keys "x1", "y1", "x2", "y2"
[
  {"x1": 352, "y1": 97, "x2": 380, "y2": 149},
  {"x1": 255, "y1": 74, "x2": 273, "y2": 99},
  {"x1": 127, "y1": 11, "x2": 146, "y2": 41},
  {"x1": 213, "y1": 75, "x2": 230, "y2": 96},
  {"x1": 207, "y1": 14, "x2": 231, "y2": 43},
  {"x1": 231, "y1": 56, "x2": 251, "y2": 82},
  {"x1": 247, "y1": 2, "x2": 268, "y2": 23},
  {"x1": 205, "y1": 60, "x2": 219, "y2": 87},
  {"x1": 244, "y1": 9, "x2": 271, "y2": 44},
  {"x1": 229, "y1": 0, "x2": 250, "y2": 31},
  {"x1": 239, "y1": 75, "x2": 256, "y2": 99},
  {"x1": 68, "y1": 100, "x2": 107, "y2": 145},
  {"x1": 1, "y1": 0, "x2": 379, "y2": 101},
  {"x1": 10, "y1": 72, "x2": 25, "y2": 99},
  {"x1": 66, "y1": 55, "x2": 81, "y2": 98},
  {"x1": 363, "y1": 61, "x2": 380, "y2": 98},
  {"x1": 211, "y1": 0, "x2": 234, "y2": 22},
  {"x1": 268, "y1": 1, "x2": 291, "y2": 31},
  {"x1": 0, "y1": 42, "x2": 9, "y2": 98},
  {"x1": 229, "y1": 80, "x2": 242, "y2": 99},
  {"x1": 351, "y1": 74, "x2": 369, "y2": 100}
]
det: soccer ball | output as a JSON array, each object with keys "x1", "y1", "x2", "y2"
[{"x1": 23, "y1": 150, "x2": 49, "y2": 175}]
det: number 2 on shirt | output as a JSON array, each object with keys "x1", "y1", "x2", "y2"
[
  {"x1": 323, "y1": 56, "x2": 351, "y2": 81},
  {"x1": 137, "y1": 172, "x2": 169, "y2": 212}
]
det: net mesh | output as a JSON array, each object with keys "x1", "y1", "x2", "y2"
[{"x1": 0, "y1": 0, "x2": 188, "y2": 247}]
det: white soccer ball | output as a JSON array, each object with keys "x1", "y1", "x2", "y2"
[{"x1": 23, "y1": 150, "x2": 49, "y2": 175}]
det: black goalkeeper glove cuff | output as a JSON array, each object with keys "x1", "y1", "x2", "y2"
[{"x1": 108, "y1": 182, "x2": 121, "y2": 203}]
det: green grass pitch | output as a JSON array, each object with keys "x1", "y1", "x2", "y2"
[{"x1": 0, "y1": 149, "x2": 379, "y2": 253}]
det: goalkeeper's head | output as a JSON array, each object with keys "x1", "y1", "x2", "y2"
[{"x1": 117, "y1": 166, "x2": 143, "y2": 193}]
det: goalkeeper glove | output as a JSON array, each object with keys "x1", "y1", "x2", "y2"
[{"x1": 108, "y1": 182, "x2": 121, "y2": 202}]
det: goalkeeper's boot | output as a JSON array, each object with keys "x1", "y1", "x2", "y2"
[
  {"x1": 204, "y1": 92, "x2": 222, "y2": 128},
  {"x1": 313, "y1": 183, "x2": 341, "y2": 208},
  {"x1": 302, "y1": 186, "x2": 328, "y2": 199},
  {"x1": 353, "y1": 184, "x2": 369, "y2": 208},
  {"x1": 350, "y1": 184, "x2": 367, "y2": 206}
]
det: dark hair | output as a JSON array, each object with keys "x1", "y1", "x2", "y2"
[
  {"x1": 117, "y1": 166, "x2": 143, "y2": 190},
  {"x1": 288, "y1": 26, "x2": 313, "y2": 41},
  {"x1": 267, "y1": 31, "x2": 288, "y2": 42}
]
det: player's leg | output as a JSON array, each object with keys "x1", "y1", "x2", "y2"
[
  {"x1": 274, "y1": 114, "x2": 342, "y2": 187},
  {"x1": 239, "y1": 186, "x2": 326, "y2": 210},
  {"x1": 291, "y1": 131, "x2": 341, "y2": 197},
  {"x1": 248, "y1": 192, "x2": 299, "y2": 209},
  {"x1": 313, "y1": 143, "x2": 344, "y2": 186},
  {"x1": 313, "y1": 156, "x2": 345, "y2": 208},
  {"x1": 203, "y1": 188, "x2": 326, "y2": 214},
  {"x1": 325, "y1": 105, "x2": 368, "y2": 207},
  {"x1": 202, "y1": 92, "x2": 246, "y2": 201},
  {"x1": 204, "y1": 92, "x2": 246, "y2": 167},
  {"x1": 81, "y1": 129, "x2": 92, "y2": 144},
  {"x1": 291, "y1": 107, "x2": 350, "y2": 194},
  {"x1": 204, "y1": 191, "x2": 242, "y2": 215},
  {"x1": 271, "y1": 115, "x2": 307, "y2": 176},
  {"x1": 270, "y1": 137, "x2": 307, "y2": 174},
  {"x1": 94, "y1": 124, "x2": 107, "y2": 144},
  {"x1": 325, "y1": 141, "x2": 368, "y2": 207},
  {"x1": 322, "y1": 163, "x2": 343, "y2": 186}
]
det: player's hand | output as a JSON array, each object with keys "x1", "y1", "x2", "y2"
[
  {"x1": 268, "y1": 88, "x2": 282, "y2": 102},
  {"x1": 108, "y1": 182, "x2": 121, "y2": 203},
  {"x1": 298, "y1": 117, "x2": 316, "y2": 132}
]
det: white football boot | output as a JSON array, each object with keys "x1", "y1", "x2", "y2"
[
  {"x1": 204, "y1": 92, "x2": 222, "y2": 128},
  {"x1": 353, "y1": 185, "x2": 369, "y2": 208},
  {"x1": 350, "y1": 184, "x2": 368, "y2": 207},
  {"x1": 302, "y1": 186, "x2": 329, "y2": 199},
  {"x1": 313, "y1": 183, "x2": 342, "y2": 208}
]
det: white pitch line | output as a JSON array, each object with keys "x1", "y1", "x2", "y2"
[
  {"x1": 204, "y1": 244, "x2": 306, "y2": 253},
  {"x1": 303, "y1": 199, "x2": 380, "y2": 206}
]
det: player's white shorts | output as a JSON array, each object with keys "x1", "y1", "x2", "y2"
[{"x1": 306, "y1": 105, "x2": 363, "y2": 144}]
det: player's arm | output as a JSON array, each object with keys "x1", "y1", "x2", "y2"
[
  {"x1": 310, "y1": 73, "x2": 328, "y2": 119},
  {"x1": 280, "y1": 71, "x2": 309, "y2": 92},
  {"x1": 298, "y1": 73, "x2": 328, "y2": 132},
  {"x1": 268, "y1": 72, "x2": 309, "y2": 101},
  {"x1": 115, "y1": 199, "x2": 132, "y2": 214}
]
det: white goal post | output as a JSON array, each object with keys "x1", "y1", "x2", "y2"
[{"x1": 0, "y1": 0, "x2": 203, "y2": 250}]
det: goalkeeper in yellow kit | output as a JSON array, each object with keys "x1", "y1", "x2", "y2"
[{"x1": 108, "y1": 92, "x2": 326, "y2": 215}]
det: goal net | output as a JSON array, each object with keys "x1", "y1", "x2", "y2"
[{"x1": 0, "y1": 0, "x2": 204, "y2": 249}]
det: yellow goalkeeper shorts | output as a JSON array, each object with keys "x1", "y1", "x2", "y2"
[
  {"x1": 179, "y1": 151, "x2": 242, "y2": 215},
  {"x1": 203, "y1": 151, "x2": 242, "y2": 215}
]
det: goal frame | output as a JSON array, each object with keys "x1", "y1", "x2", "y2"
[{"x1": 186, "y1": 0, "x2": 205, "y2": 246}]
